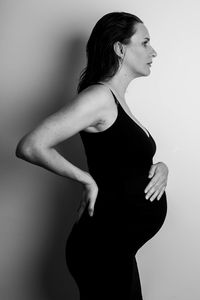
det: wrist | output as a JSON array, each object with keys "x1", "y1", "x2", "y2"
[{"x1": 81, "y1": 171, "x2": 95, "y2": 185}]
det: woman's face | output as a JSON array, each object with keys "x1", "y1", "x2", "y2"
[{"x1": 123, "y1": 23, "x2": 157, "y2": 78}]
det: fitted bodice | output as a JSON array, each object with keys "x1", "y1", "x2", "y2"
[{"x1": 79, "y1": 89, "x2": 156, "y2": 192}]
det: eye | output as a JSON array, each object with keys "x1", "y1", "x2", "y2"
[{"x1": 143, "y1": 41, "x2": 148, "y2": 47}]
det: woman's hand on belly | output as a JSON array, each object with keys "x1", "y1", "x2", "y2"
[{"x1": 144, "y1": 162, "x2": 169, "y2": 202}]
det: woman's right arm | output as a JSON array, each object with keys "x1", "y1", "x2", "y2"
[{"x1": 15, "y1": 85, "x2": 110, "y2": 217}]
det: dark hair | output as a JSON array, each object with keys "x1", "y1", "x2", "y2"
[{"x1": 77, "y1": 12, "x2": 143, "y2": 93}]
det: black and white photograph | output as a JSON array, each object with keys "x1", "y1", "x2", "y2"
[{"x1": 0, "y1": 0, "x2": 199, "y2": 299}]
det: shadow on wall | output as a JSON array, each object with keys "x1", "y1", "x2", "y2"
[
  {"x1": 38, "y1": 35, "x2": 87, "y2": 300},
  {"x1": 14, "y1": 35, "x2": 87, "y2": 300}
]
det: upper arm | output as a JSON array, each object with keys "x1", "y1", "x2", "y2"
[{"x1": 20, "y1": 85, "x2": 111, "y2": 149}]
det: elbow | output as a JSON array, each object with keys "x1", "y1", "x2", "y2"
[
  {"x1": 15, "y1": 136, "x2": 40, "y2": 162},
  {"x1": 15, "y1": 141, "x2": 28, "y2": 160}
]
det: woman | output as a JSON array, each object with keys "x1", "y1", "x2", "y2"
[{"x1": 16, "y1": 12, "x2": 168, "y2": 300}]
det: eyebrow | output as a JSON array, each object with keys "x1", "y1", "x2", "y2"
[{"x1": 144, "y1": 37, "x2": 150, "y2": 41}]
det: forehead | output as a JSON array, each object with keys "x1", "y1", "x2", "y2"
[{"x1": 131, "y1": 23, "x2": 150, "y2": 42}]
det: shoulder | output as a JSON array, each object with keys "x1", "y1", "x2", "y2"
[
  {"x1": 70, "y1": 84, "x2": 117, "y2": 133},
  {"x1": 75, "y1": 84, "x2": 115, "y2": 112},
  {"x1": 59, "y1": 83, "x2": 118, "y2": 133},
  {"x1": 54, "y1": 83, "x2": 115, "y2": 123}
]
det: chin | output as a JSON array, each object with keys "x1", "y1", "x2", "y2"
[
  {"x1": 131, "y1": 68, "x2": 151, "y2": 78},
  {"x1": 143, "y1": 68, "x2": 151, "y2": 76},
  {"x1": 145, "y1": 71, "x2": 151, "y2": 76},
  {"x1": 136, "y1": 70, "x2": 151, "y2": 78}
]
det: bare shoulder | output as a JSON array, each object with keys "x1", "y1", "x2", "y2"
[
  {"x1": 73, "y1": 84, "x2": 117, "y2": 133},
  {"x1": 74, "y1": 84, "x2": 115, "y2": 112}
]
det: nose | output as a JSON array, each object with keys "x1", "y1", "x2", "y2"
[{"x1": 151, "y1": 47, "x2": 157, "y2": 58}]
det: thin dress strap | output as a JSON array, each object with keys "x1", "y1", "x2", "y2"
[
  {"x1": 95, "y1": 82, "x2": 119, "y2": 106},
  {"x1": 109, "y1": 90, "x2": 119, "y2": 106}
]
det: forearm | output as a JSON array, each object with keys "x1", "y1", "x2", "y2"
[{"x1": 17, "y1": 146, "x2": 92, "y2": 185}]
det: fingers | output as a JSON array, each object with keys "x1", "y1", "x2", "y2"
[
  {"x1": 145, "y1": 162, "x2": 168, "y2": 202},
  {"x1": 145, "y1": 164, "x2": 162, "y2": 193},
  {"x1": 148, "y1": 188, "x2": 160, "y2": 202},
  {"x1": 145, "y1": 168, "x2": 167, "y2": 201},
  {"x1": 146, "y1": 184, "x2": 166, "y2": 202},
  {"x1": 76, "y1": 183, "x2": 98, "y2": 222},
  {"x1": 157, "y1": 186, "x2": 166, "y2": 201},
  {"x1": 76, "y1": 197, "x2": 87, "y2": 223},
  {"x1": 144, "y1": 175, "x2": 159, "y2": 194},
  {"x1": 88, "y1": 197, "x2": 95, "y2": 217},
  {"x1": 88, "y1": 187, "x2": 98, "y2": 217},
  {"x1": 88, "y1": 198, "x2": 95, "y2": 217},
  {"x1": 145, "y1": 183, "x2": 159, "y2": 201}
]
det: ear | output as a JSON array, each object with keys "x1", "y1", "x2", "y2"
[{"x1": 113, "y1": 41, "x2": 126, "y2": 58}]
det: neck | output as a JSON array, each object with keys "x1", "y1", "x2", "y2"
[{"x1": 102, "y1": 67, "x2": 138, "y2": 102}]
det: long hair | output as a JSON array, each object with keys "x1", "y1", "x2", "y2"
[{"x1": 77, "y1": 12, "x2": 143, "y2": 93}]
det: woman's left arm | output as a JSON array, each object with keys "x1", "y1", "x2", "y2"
[{"x1": 144, "y1": 162, "x2": 169, "y2": 201}]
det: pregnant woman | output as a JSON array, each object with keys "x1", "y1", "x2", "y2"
[{"x1": 16, "y1": 12, "x2": 168, "y2": 300}]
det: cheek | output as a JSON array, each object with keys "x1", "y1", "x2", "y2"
[
  {"x1": 125, "y1": 54, "x2": 144, "y2": 72},
  {"x1": 125, "y1": 50, "x2": 137, "y2": 65},
  {"x1": 123, "y1": 45, "x2": 147, "y2": 74},
  {"x1": 133, "y1": 47, "x2": 146, "y2": 62},
  {"x1": 128, "y1": 47, "x2": 145, "y2": 65}
]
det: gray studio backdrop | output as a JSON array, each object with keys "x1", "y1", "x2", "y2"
[{"x1": 1, "y1": 0, "x2": 200, "y2": 299}]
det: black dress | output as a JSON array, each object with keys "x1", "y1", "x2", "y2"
[{"x1": 66, "y1": 87, "x2": 167, "y2": 300}]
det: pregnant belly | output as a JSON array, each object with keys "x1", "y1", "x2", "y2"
[
  {"x1": 93, "y1": 175, "x2": 168, "y2": 251},
  {"x1": 72, "y1": 174, "x2": 167, "y2": 254},
  {"x1": 119, "y1": 175, "x2": 167, "y2": 247}
]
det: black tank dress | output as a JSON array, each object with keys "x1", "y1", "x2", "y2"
[{"x1": 66, "y1": 86, "x2": 167, "y2": 300}]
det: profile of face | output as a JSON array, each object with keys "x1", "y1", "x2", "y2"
[{"x1": 120, "y1": 23, "x2": 157, "y2": 78}]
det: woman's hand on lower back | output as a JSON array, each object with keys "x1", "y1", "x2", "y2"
[
  {"x1": 144, "y1": 162, "x2": 169, "y2": 201},
  {"x1": 76, "y1": 176, "x2": 99, "y2": 222}
]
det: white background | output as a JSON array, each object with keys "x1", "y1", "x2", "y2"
[{"x1": 1, "y1": 0, "x2": 200, "y2": 299}]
